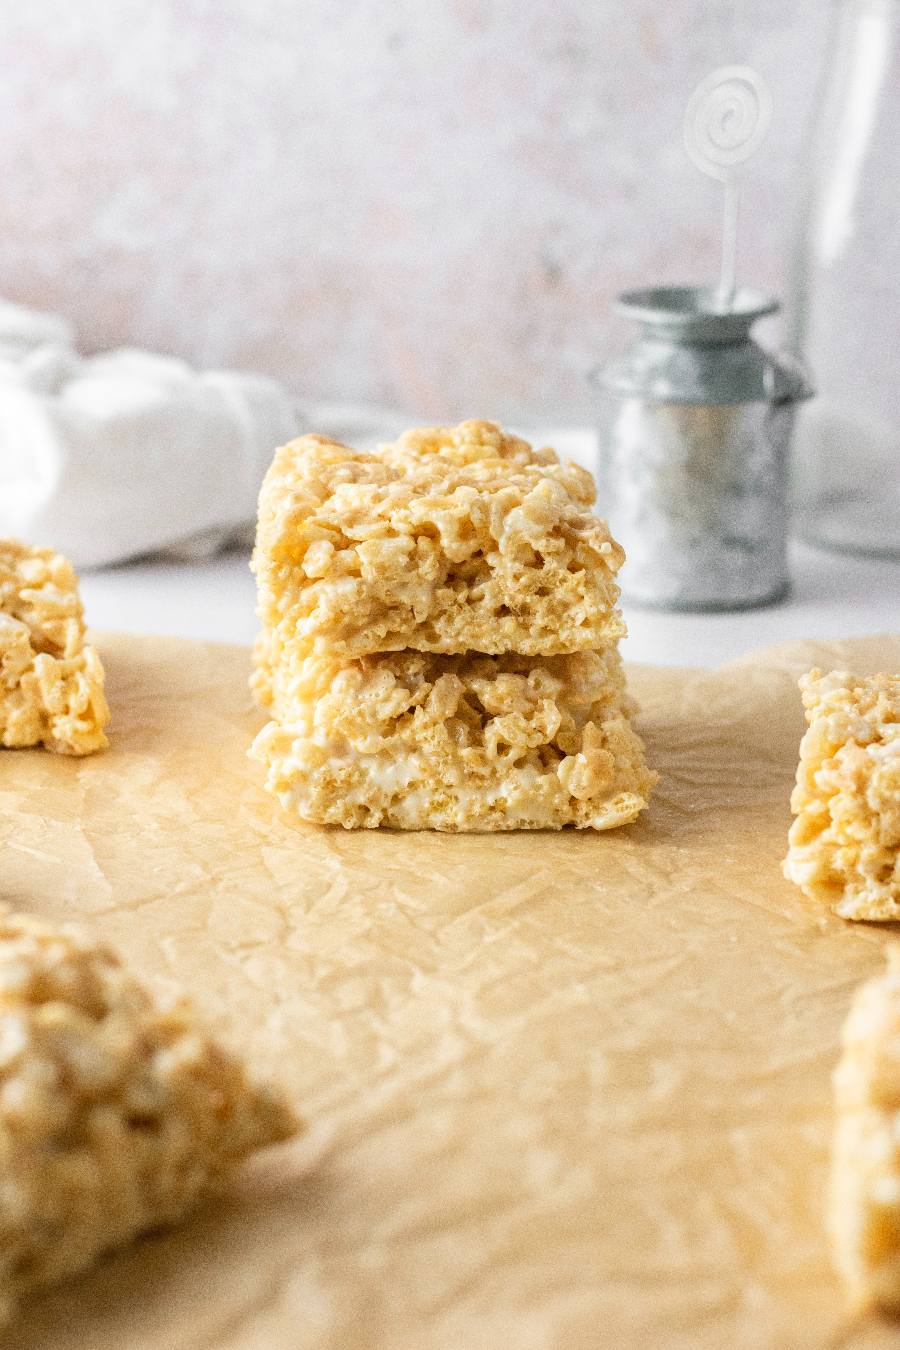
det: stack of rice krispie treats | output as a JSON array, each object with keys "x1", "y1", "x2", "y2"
[{"x1": 249, "y1": 420, "x2": 657, "y2": 831}]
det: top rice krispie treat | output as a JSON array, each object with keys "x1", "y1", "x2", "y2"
[
  {"x1": 0, "y1": 538, "x2": 109, "y2": 754},
  {"x1": 253, "y1": 420, "x2": 626, "y2": 659},
  {"x1": 783, "y1": 669, "x2": 900, "y2": 921}
]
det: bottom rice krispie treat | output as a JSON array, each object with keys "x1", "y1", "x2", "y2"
[
  {"x1": 1, "y1": 537, "x2": 109, "y2": 755},
  {"x1": 783, "y1": 669, "x2": 900, "y2": 920},
  {"x1": 251, "y1": 645, "x2": 657, "y2": 831},
  {"x1": 831, "y1": 947, "x2": 900, "y2": 1311},
  {"x1": 0, "y1": 909, "x2": 297, "y2": 1324}
]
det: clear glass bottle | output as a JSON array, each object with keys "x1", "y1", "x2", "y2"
[{"x1": 787, "y1": 0, "x2": 900, "y2": 556}]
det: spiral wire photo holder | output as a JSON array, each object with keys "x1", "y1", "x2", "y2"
[{"x1": 683, "y1": 65, "x2": 773, "y2": 309}]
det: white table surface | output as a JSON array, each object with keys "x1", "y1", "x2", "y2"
[{"x1": 79, "y1": 540, "x2": 899, "y2": 671}]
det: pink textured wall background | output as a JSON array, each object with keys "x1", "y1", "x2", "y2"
[{"x1": 0, "y1": 1, "x2": 827, "y2": 422}]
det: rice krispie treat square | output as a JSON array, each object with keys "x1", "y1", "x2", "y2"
[
  {"x1": 783, "y1": 669, "x2": 900, "y2": 921},
  {"x1": 1, "y1": 537, "x2": 109, "y2": 754},
  {"x1": 250, "y1": 645, "x2": 657, "y2": 831},
  {"x1": 831, "y1": 946, "x2": 900, "y2": 1311},
  {"x1": 0, "y1": 908, "x2": 297, "y2": 1324},
  {"x1": 253, "y1": 420, "x2": 626, "y2": 660}
]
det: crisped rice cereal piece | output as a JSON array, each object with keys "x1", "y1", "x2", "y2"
[
  {"x1": 0, "y1": 537, "x2": 109, "y2": 754},
  {"x1": 250, "y1": 645, "x2": 657, "y2": 831},
  {"x1": 252, "y1": 420, "x2": 626, "y2": 660},
  {"x1": 783, "y1": 669, "x2": 900, "y2": 921},
  {"x1": 831, "y1": 946, "x2": 900, "y2": 1311},
  {"x1": 0, "y1": 908, "x2": 297, "y2": 1324}
]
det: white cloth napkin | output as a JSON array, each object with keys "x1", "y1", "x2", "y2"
[
  {"x1": 0, "y1": 299, "x2": 301, "y2": 568},
  {"x1": 0, "y1": 298, "x2": 599, "y2": 569}
]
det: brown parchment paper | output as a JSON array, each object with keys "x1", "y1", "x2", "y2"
[{"x1": 3, "y1": 630, "x2": 900, "y2": 1350}]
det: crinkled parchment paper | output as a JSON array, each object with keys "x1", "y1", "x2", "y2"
[{"x1": 2, "y1": 630, "x2": 900, "y2": 1350}]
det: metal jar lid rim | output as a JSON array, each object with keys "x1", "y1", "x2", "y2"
[{"x1": 614, "y1": 285, "x2": 779, "y2": 342}]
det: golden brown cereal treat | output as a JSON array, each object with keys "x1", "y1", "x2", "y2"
[
  {"x1": 0, "y1": 908, "x2": 297, "y2": 1324},
  {"x1": 783, "y1": 669, "x2": 900, "y2": 920},
  {"x1": 831, "y1": 946, "x2": 900, "y2": 1311},
  {"x1": 0, "y1": 537, "x2": 109, "y2": 754},
  {"x1": 252, "y1": 420, "x2": 626, "y2": 660},
  {"x1": 250, "y1": 646, "x2": 657, "y2": 831}
]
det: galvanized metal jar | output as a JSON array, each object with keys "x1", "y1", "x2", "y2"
[{"x1": 601, "y1": 285, "x2": 811, "y2": 611}]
